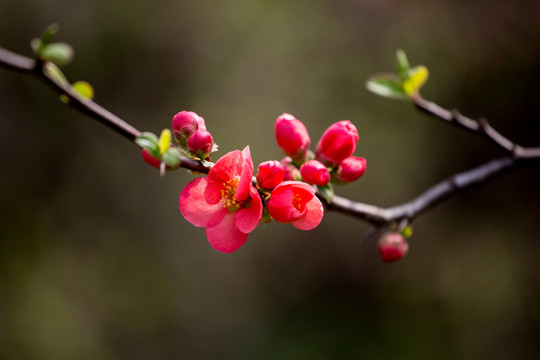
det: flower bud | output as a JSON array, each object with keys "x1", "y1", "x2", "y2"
[
  {"x1": 315, "y1": 120, "x2": 359, "y2": 166},
  {"x1": 172, "y1": 111, "x2": 206, "y2": 145},
  {"x1": 281, "y1": 157, "x2": 302, "y2": 181},
  {"x1": 187, "y1": 129, "x2": 214, "y2": 159},
  {"x1": 334, "y1": 156, "x2": 366, "y2": 183},
  {"x1": 256, "y1": 160, "x2": 285, "y2": 190},
  {"x1": 377, "y1": 232, "x2": 409, "y2": 263},
  {"x1": 300, "y1": 160, "x2": 330, "y2": 186},
  {"x1": 275, "y1": 113, "x2": 310, "y2": 161},
  {"x1": 142, "y1": 148, "x2": 162, "y2": 169}
]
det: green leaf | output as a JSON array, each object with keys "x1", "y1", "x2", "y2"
[
  {"x1": 41, "y1": 23, "x2": 60, "y2": 47},
  {"x1": 317, "y1": 183, "x2": 334, "y2": 204},
  {"x1": 402, "y1": 65, "x2": 428, "y2": 96},
  {"x1": 365, "y1": 73, "x2": 408, "y2": 100},
  {"x1": 30, "y1": 38, "x2": 42, "y2": 55},
  {"x1": 401, "y1": 225, "x2": 413, "y2": 238},
  {"x1": 135, "y1": 132, "x2": 160, "y2": 158},
  {"x1": 162, "y1": 148, "x2": 181, "y2": 167},
  {"x1": 40, "y1": 42, "x2": 74, "y2": 67},
  {"x1": 396, "y1": 49, "x2": 410, "y2": 79},
  {"x1": 158, "y1": 129, "x2": 172, "y2": 155},
  {"x1": 72, "y1": 81, "x2": 94, "y2": 100},
  {"x1": 44, "y1": 62, "x2": 69, "y2": 86}
]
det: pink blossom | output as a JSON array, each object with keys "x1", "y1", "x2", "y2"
[
  {"x1": 315, "y1": 120, "x2": 359, "y2": 166},
  {"x1": 187, "y1": 129, "x2": 214, "y2": 159},
  {"x1": 300, "y1": 160, "x2": 330, "y2": 186},
  {"x1": 334, "y1": 156, "x2": 366, "y2": 183},
  {"x1": 172, "y1": 111, "x2": 206, "y2": 145},
  {"x1": 256, "y1": 160, "x2": 285, "y2": 190},
  {"x1": 267, "y1": 181, "x2": 324, "y2": 230},
  {"x1": 179, "y1": 146, "x2": 262, "y2": 253},
  {"x1": 378, "y1": 232, "x2": 409, "y2": 262},
  {"x1": 275, "y1": 113, "x2": 310, "y2": 160}
]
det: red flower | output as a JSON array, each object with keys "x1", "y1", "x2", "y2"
[
  {"x1": 377, "y1": 232, "x2": 409, "y2": 262},
  {"x1": 267, "y1": 181, "x2": 324, "y2": 230},
  {"x1": 315, "y1": 120, "x2": 359, "y2": 166},
  {"x1": 172, "y1": 111, "x2": 206, "y2": 145},
  {"x1": 275, "y1": 113, "x2": 310, "y2": 160},
  {"x1": 334, "y1": 156, "x2": 366, "y2": 183},
  {"x1": 179, "y1": 146, "x2": 262, "y2": 253},
  {"x1": 187, "y1": 129, "x2": 214, "y2": 159},
  {"x1": 256, "y1": 160, "x2": 285, "y2": 190},
  {"x1": 300, "y1": 160, "x2": 330, "y2": 186}
]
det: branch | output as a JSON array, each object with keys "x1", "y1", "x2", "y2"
[
  {"x1": 327, "y1": 96, "x2": 540, "y2": 225},
  {"x1": 1, "y1": 45, "x2": 539, "y2": 231},
  {"x1": 0, "y1": 46, "x2": 208, "y2": 174}
]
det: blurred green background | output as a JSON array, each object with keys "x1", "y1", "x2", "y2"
[{"x1": 1, "y1": 0, "x2": 539, "y2": 358}]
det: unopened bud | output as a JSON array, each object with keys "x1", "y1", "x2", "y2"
[
  {"x1": 281, "y1": 157, "x2": 302, "y2": 181},
  {"x1": 300, "y1": 160, "x2": 330, "y2": 186},
  {"x1": 315, "y1": 120, "x2": 359, "y2": 166},
  {"x1": 377, "y1": 232, "x2": 409, "y2": 263},
  {"x1": 275, "y1": 113, "x2": 310, "y2": 161},
  {"x1": 256, "y1": 160, "x2": 285, "y2": 190},
  {"x1": 187, "y1": 129, "x2": 214, "y2": 159},
  {"x1": 334, "y1": 156, "x2": 366, "y2": 183},
  {"x1": 172, "y1": 111, "x2": 206, "y2": 145}
]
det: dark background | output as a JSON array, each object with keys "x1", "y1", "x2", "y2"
[{"x1": 1, "y1": 0, "x2": 539, "y2": 358}]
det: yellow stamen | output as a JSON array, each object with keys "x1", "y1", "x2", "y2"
[{"x1": 220, "y1": 178, "x2": 241, "y2": 210}]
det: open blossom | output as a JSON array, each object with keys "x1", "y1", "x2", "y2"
[
  {"x1": 267, "y1": 181, "x2": 324, "y2": 230},
  {"x1": 172, "y1": 111, "x2": 206, "y2": 145},
  {"x1": 300, "y1": 160, "x2": 330, "y2": 186},
  {"x1": 275, "y1": 113, "x2": 310, "y2": 160},
  {"x1": 179, "y1": 146, "x2": 262, "y2": 253},
  {"x1": 315, "y1": 120, "x2": 359, "y2": 166},
  {"x1": 256, "y1": 160, "x2": 284, "y2": 190}
]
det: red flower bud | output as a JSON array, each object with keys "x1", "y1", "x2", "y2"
[
  {"x1": 187, "y1": 129, "x2": 214, "y2": 158},
  {"x1": 275, "y1": 113, "x2": 310, "y2": 160},
  {"x1": 377, "y1": 232, "x2": 409, "y2": 263},
  {"x1": 142, "y1": 148, "x2": 174, "y2": 170},
  {"x1": 256, "y1": 160, "x2": 285, "y2": 190},
  {"x1": 334, "y1": 156, "x2": 366, "y2": 183},
  {"x1": 300, "y1": 160, "x2": 330, "y2": 186},
  {"x1": 315, "y1": 120, "x2": 359, "y2": 166},
  {"x1": 172, "y1": 111, "x2": 206, "y2": 145},
  {"x1": 281, "y1": 157, "x2": 302, "y2": 181}
]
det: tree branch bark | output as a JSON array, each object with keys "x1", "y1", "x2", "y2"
[{"x1": 1, "y1": 45, "x2": 539, "y2": 231}]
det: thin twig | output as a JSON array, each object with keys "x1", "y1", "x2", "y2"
[{"x1": 1, "y1": 45, "x2": 539, "y2": 232}]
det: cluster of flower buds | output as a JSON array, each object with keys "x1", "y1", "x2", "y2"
[
  {"x1": 172, "y1": 111, "x2": 215, "y2": 160},
  {"x1": 172, "y1": 112, "x2": 369, "y2": 254},
  {"x1": 274, "y1": 113, "x2": 366, "y2": 190},
  {"x1": 141, "y1": 110, "x2": 217, "y2": 172}
]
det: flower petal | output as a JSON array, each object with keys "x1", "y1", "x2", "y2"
[
  {"x1": 206, "y1": 212, "x2": 248, "y2": 253},
  {"x1": 267, "y1": 184, "x2": 294, "y2": 223},
  {"x1": 292, "y1": 196, "x2": 324, "y2": 230},
  {"x1": 235, "y1": 146, "x2": 254, "y2": 202},
  {"x1": 235, "y1": 186, "x2": 262, "y2": 233},
  {"x1": 205, "y1": 150, "x2": 243, "y2": 204},
  {"x1": 179, "y1": 177, "x2": 227, "y2": 227}
]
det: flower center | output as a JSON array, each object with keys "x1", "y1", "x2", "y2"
[
  {"x1": 221, "y1": 178, "x2": 241, "y2": 210},
  {"x1": 292, "y1": 193, "x2": 305, "y2": 212}
]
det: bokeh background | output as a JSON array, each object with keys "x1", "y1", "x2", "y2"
[{"x1": 1, "y1": 0, "x2": 539, "y2": 358}]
